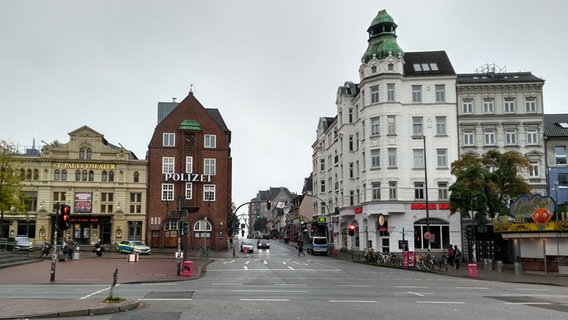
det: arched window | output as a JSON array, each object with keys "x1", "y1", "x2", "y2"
[
  {"x1": 79, "y1": 148, "x2": 85, "y2": 159},
  {"x1": 54, "y1": 169, "x2": 60, "y2": 181},
  {"x1": 109, "y1": 171, "x2": 114, "y2": 182},
  {"x1": 82, "y1": 170, "x2": 87, "y2": 181},
  {"x1": 133, "y1": 171, "x2": 139, "y2": 183},
  {"x1": 164, "y1": 220, "x2": 178, "y2": 231},
  {"x1": 86, "y1": 148, "x2": 92, "y2": 160},
  {"x1": 75, "y1": 170, "x2": 81, "y2": 181},
  {"x1": 61, "y1": 169, "x2": 67, "y2": 181},
  {"x1": 33, "y1": 169, "x2": 39, "y2": 180},
  {"x1": 102, "y1": 171, "x2": 108, "y2": 182},
  {"x1": 88, "y1": 170, "x2": 94, "y2": 181},
  {"x1": 26, "y1": 169, "x2": 32, "y2": 180},
  {"x1": 193, "y1": 219, "x2": 212, "y2": 239}
]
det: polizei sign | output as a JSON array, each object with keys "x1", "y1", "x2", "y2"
[{"x1": 164, "y1": 173, "x2": 212, "y2": 183}]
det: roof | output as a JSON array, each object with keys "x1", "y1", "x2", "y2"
[
  {"x1": 544, "y1": 114, "x2": 568, "y2": 138},
  {"x1": 457, "y1": 72, "x2": 544, "y2": 84},
  {"x1": 403, "y1": 51, "x2": 455, "y2": 76}
]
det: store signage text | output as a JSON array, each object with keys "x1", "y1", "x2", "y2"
[
  {"x1": 52, "y1": 162, "x2": 116, "y2": 170},
  {"x1": 411, "y1": 203, "x2": 449, "y2": 210},
  {"x1": 164, "y1": 173, "x2": 212, "y2": 183}
]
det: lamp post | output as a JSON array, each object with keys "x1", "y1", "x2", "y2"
[{"x1": 413, "y1": 134, "x2": 430, "y2": 251}]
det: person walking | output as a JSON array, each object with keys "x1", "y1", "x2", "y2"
[
  {"x1": 453, "y1": 245, "x2": 462, "y2": 270},
  {"x1": 298, "y1": 240, "x2": 305, "y2": 256},
  {"x1": 447, "y1": 245, "x2": 455, "y2": 267}
]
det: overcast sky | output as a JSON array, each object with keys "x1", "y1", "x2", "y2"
[{"x1": 2, "y1": 1, "x2": 567, "y2": 211}]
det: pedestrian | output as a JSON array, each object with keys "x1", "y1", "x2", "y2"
[
  {"x1": 298, "y1": 240, "x2": 305, "y2": 256},
  {"x1": 229, "y1": 236, "x2": 233, "y2": 248},
  {"x1": 62, "y1": 237, "x2": 69, "y2": 261},
  {"x1": 454, "y1": 245, "x2": 462, "y2": 270},
  {"x1": 447, "y1": 245, "x2": 455, "y2": 266},
  {"x1": 66, "y1": 237, "x2": 75, "y2": 260}
]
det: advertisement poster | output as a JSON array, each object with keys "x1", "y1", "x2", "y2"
[{"x1": 74, "y1": 192, "x2": 93, "y2": 213}]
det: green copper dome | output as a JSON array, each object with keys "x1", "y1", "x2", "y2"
[
  {"x1": 179, "y1": 119, "x2": 202, "y2": 131},
  {"x1": 361, "y1": 10, "x2": 404, "y2": 63}
]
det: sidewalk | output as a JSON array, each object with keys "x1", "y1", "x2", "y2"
[{"x1": 1, "y1": 244, "x2": 567, "y2": 319}]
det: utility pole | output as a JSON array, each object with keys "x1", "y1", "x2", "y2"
[{"x1": 49, "y1": 203, "x2": 60, "y2": 282}]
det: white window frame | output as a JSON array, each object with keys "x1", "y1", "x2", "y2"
[
  {"x1": 527, "y1": 129, "x2": 538, "y2": 145},
  {"x1": 413, "y1": 149, "x2": 424, "y2": 168},
  {"x1": 185, "y1": 182, "x2": 193, "y2": 200},
  {"x1": 387, "y1": 83, "x2": 395, "y2": 102},
  {"x1": 372, "y1": 182, "x2": 381, "y2": 200},
  {"x1": 388, "y1": 181, "x2": 397, "y2": 200},
  {"x1": 163, "y1": 133, "x2": 175, "y2": 147},
  {"x1": 371, "y1": 149, "x2": 380, "y2": 168},
  {"x1": 504, "y1": 98, "x2": 516, "y2": 113},
  {"x1": 371, "y1": 117, "x2": 380, "y2": 135},
  {"x1": 436, "y1": 116, "x2": 446, "y2": 135},
  {"x1": 435, "y1": 84, "x2": 445, "y2": 102},
  {"x1": 438, "y1": 182, "x2": 449, "y2": 200},
  {"x1": 414, "y1": 182, "x2": 425, "y2": 200},
  {"x1": 387, "y1": 115, "x2": 396, "y2": 135},
  {"x1": 555, "y1": 146, "x2": 567, "y2": 164},
  {"x1": 205, "y1": 134, "x2": 217, "y2": 148},
  {"x1": 370, "y1": 85, "x2": 379, "y2": 103},
  {"x1": 529, "y1": 161, "x2": 539, "y2": 178},
  {"x1": 462, "y1": 99, "x2": 473, "y2": 114},
  {"x1": 186, "y1": 156, "x2": 193, "y2": 173},
  {"x1": 483, "y1": 98, "x2": 494, "y2": 113},
  {"x1": 388, "y1": 148, "x2": 397, "y2": 167},
  {"x1": 161, "y1": 183, "x2": 174, "y2": 201},
  {"x1": 436, "y1": 149, "x2": 448, "y2": 168},
  {"x1": 525, "y1": 97, "x2": 537, "y2": 113},
  {"x1": 162, "y1": 157, "x2": 175, "y2": 174},
  {"x1": 463, "y1": 130, "x2": 474, "y2": 146},
  {"x1": 505, "y1": 129, "x2": 517, "y2": 145},
  {"x1": 204, "y1": 158, "x2": 216, "y2": 175},
  {"x1": 412, "y1": 117, "x2": 423, "y2": 135},
  {"x1": 412, "y1": 85, "x2": 422, "y2": 102},
  {"x1": 204, "y1": 184, "x2": 216, "y2": 202},
  {"x1": 484, "y1": 129, "x2": 496, "y2": 145}
]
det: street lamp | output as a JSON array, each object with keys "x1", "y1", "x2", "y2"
[{"x1": 412, "y1": 134, "x2": 430, "y2": 251}]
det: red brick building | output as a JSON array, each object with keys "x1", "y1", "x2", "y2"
[{"x1": 146, "y1": 92, "x2": 232, "y2": 250}]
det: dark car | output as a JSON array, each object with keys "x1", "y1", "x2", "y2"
[{"x1": 257, "y1": 238, "x2": 270, "y2": 249}]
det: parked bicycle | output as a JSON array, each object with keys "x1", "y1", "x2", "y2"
[{"x1": 196, "y1": 246, "x2": 214, "y2": 257}]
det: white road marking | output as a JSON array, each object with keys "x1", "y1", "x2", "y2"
[
  {"x1": 417, "y1": 301, "x2": 465, "y2": 304},
  {"x1": 240, "y1": 298, "x2": 289, "y2": 302},
  {"x1": 81, "y1": 286, "x2": 112, "y2": 299},
  {"x1": 329, "y1": 300, "x2": 376, "y2": 303},
  {"x1": 455, "y1": 286, "x2": 489, "y2": 290},
  {"x1": 140, "y1": 298, "x2": 192, "y2": 301},
  {"x1": 407, "y1": 291, "x2": 424, "y2": 297},
  {"x1": 212, "y1": 283, "x2": 243, "y2": 286},
  {"x1": 504, "y1": 302, "x2": 551, "y2": 305},
  {"x1": 394, "y1": 285, "x2": 428, "y2": 289},
  {"x1": 337, "y1": 284, "x2": 370, "y2": 287}
]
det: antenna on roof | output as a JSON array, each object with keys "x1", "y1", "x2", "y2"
[
  {"x1": 172, "y1": 97, "x2": 177, "y2": 103},
  {"x1": 189, "y1": 83, "x2": 194, "y2": 93}
]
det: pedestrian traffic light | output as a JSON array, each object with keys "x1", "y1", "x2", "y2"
[
  {"x1": 348, "y1": 224, "x2": 355, "y2": 236},
  {"x1": 58, "y1": 205, "x2": 71, "y2": 230},
  {"x1": 256, "y1": 213, "x2": 260, "y2": 219},
  {"x1": 267, "y1": 200, "x2": 272, "y2": 210},
  {"x1": 466, "y1": 225, "x2": 473, "y2": 241}
]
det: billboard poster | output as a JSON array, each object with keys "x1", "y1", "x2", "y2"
[{"x1": 74, "y1": 192, "x2": 93, "y2": 213}]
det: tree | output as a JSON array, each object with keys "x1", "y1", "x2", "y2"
[
  {"x1": 0, "y1": 141, "x2": 26, "y2": 238},
  {"x1": 449, "y1": 150, "x2": 532, "y2": 224},
  {"x1": 253, "y1": 217, "x2": 268, "y2": 234},
  {"x1": 227, "y1": 202, "x2": 240, "y2": 237}
]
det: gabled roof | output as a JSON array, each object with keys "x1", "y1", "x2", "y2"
[
  {"x1": 403, "y1": 51, "x2": 455, "y2": 76},
  {"x1": 544, "y1": 114, "x2": 568, "y2": 138},
  {"x1": 457, "y1": 72, "x2": 544, "y2": 84}
]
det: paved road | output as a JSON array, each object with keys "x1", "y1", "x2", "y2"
[{"x1": 0, "y1": 242, "x2": 567, "y2": 319}]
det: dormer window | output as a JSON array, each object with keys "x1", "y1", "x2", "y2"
[
  {"x1": 371, "y1": 65, "x2": 377, "y2": 73},
  {"x1": 388, "y1": 63, "x2": 394, "y2": 71}
]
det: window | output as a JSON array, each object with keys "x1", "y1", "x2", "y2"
[
  {"x1": 504, "y1": 98, "x2": 515, "y2": 113},
  {"x1": 100, "y1": 192, "x2": 113, "y2": 213},
  {"x1": 186, "y1": 156, "x2": 193, "y2": 173},
  {"x1": 371, "y1": 117, "x2": 380, "y2": 135},
  {"x1": 529, "y1": 161, "x2": 539, "y2": 177},
  {"x1": 79, "y1": 148, "x2": 85, "y2": 159},
  {"x1": 371, "y1": 65, "x2": 377, "y2": 73},
  {"x1": 54, "y1": 169, "x2": 60, "y2": 181},
  {"x1": 371, "y1": 149, "x2": 380, "y2": 168},
  {"x1": 388, "y1": 63, "x2": 394, "y2": 71},
  {"x1": 320, "y1": 180, "x2": 326, "y2": 192},
  {"x1": 505, "y1": 129, "x2": 517, "y2": 145},
  {"x1": 185, "y1": 182, "x2": 193, "y2": 200},
  {"x1": 387, "y1": 115, "x2": 396, "y2": 135},
  {"x1": 437, "y1": 149, "x2": 448, "y2": 168},
  {"x1": 414, "y1": 182, "x2": 425, "y2": 200},
  {"x1": 204, "y1": 184, "x2": 216, "y2": 201},
  {"x1": 108, "y1": 171, "x2": 114, "y2": 182},
  {"x1": 88, "y1": 170, "x2": 94, "y2": 182},
  {"x1": 102, "y1": 171, "x2": 108, "y2": 182},
  {"x1": 372, "y1": 182, "x2": 381, "y2": 200},
  {"x1": 75, "y1": 170, "x2": 80, "y2": 181},
  {"x1": 81, "y1": 170, "x2": 87, "y2": 181},
  {"x1": 133, "y1": 171, "x2": 140, "y2": 183},
  {"x1": 483, "y1": 98, "x2": 494, "y2": 113},
  {"x1": 163, "y1": 133, "x2": 175, "y2": 147},
  {"x1": 86, "y1": 148, "x2": 92, "y2": 160},
  {"x1": 162, "y1": 157, "x2": 175, "y2": 174},
  {"x1": 193, "y1": 219, "x2": 213, "y2": 232},
  {"x1": 61, "y1": 169, "x2": 67, "y2": 181},
  {"x1": 205, "y1": 135, "x2": 216, "y2": 148},
  {"x1": 559, "y1": 173, "x2": 568, "y2": 187},
  {"x1": 387, "y1": 83, "x2": 395, "y2": 102},
  {"x1": 462, "y1": 99, "x2": 473, "y2": 114},
  {"x1": 414, "y1": 149, "x2": 425, "y2": 168},
  {"x1": 320, "y1": 158, "x2": 325, "y2": 171},
  {"x1": 204, "y1": 158, "x2": 216, "y2": 175},
  {"x1": 161, "y1": 183, "x2": 174, "y2": 201},
  {"x1": 435, "y1": 84, "x2": 445, "y2": 102},
  {"x1": 388, "y1": 148, "x2": 397, "y2": 167},
  {"x1": 555, "y1": 146, "x2": 567, "y2": 164},
  {"x1": 412, "y1": 85, "x2": 422, "y2": 102},
  {"x1": 349, "y1": 162, "x2": 354, "y2": 178},
  {"x1": 22, "y1": 191, "x2": 38, "y2": 212},
  {"x1": 527, "y1": 129, "x2": 538, "y2": 145},
  {"x1": 389, "y1": 181, "x2": 397, "y2": 200},
  {"x1": 484, "y1": 129, "x2": 496, "y2": 145},
  {"x1": 349, "y1": 135, "x2": 354, "y2": 151},
  {"x1": 525, "y1": 97, "x2": 537, "y2": 113},
  {"x1": 438, "y1": 182, "x2": 448, "y2": 200},
  {"x1": 412, "y1": 117, "x2": 423, "y2": 135},
  {"x1": 463, "y1": 130, "x2": 474, "y2": 145},
  {"x1": 436, "y1": 116, "x2": 446, "y2": 135},
  {"x1": 129, "y1": 193, "x2": 142, "y2": 213},
  {"x1": 370, "y1": 85, "x2": 379, "y2": 103}
]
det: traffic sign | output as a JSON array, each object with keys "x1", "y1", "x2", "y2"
[{"x1": 424, "y1": 232, "x2": 432, "y2": 240}]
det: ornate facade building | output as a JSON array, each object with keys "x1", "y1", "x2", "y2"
[
  {"x1": 13, "y1": 126, "x2": 147, "y2": 246},
  {"x1": 147, "y1": 92, "x2": 232, "y2": 250}
]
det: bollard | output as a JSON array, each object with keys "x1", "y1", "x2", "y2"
[
  {"x1": 468, "y1": 263, "x2": 478, "y2": 278},
  {"x1": 182, "y1": 261, "x2": 193, "y2": 277},
  {"x1": 496, "y1": 260, "x2": 502, "y2": 272}
]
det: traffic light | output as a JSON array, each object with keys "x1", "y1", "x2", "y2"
[
  {"x1": 256, "y1": 213, "x2": 260, "y2": 219},
  {"x1": 267, "y1": 200, "x2": 272, "y2": 210},
  {"x1": 179, "y1": 221, "x2": 189, "y2": 236},
  {"x1": 348, "y1": 224, "x2": 355, "y2": 236},
  {"x1": 465, "y1": 225, "x2": 473, "y2": 241},
  {"x1": 58, "y1": 205, "x2": 71, "y2": 230}
]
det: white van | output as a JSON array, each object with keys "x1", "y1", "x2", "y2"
[{"x1": 306, "y1": 236, "x2": 328, "y2": 255}]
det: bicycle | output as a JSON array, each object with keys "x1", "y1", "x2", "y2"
[{"x1": 196, "y1": 246, "x2": 214, "y2": 257}]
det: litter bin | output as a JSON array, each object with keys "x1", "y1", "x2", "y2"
[
  {"x1": 182, "y1": 260, "x2": 193, "y2": 277},
  {"x1": 468, "y1": 263, "x2": 478, "y2": 278}
]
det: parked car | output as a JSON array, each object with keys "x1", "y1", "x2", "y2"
[
  {"x1": 257, "y1": 238, "x2": 270, "y2": 249},
  {"x1": 117, "y1": 240, "x2": 152, "y2": 254},
  {"x1": 240, "y1": 240, "x2": 254, "y2": 253},
  {"x1": 14, "y1": 236, "x2": 34, "y2": 251}
]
